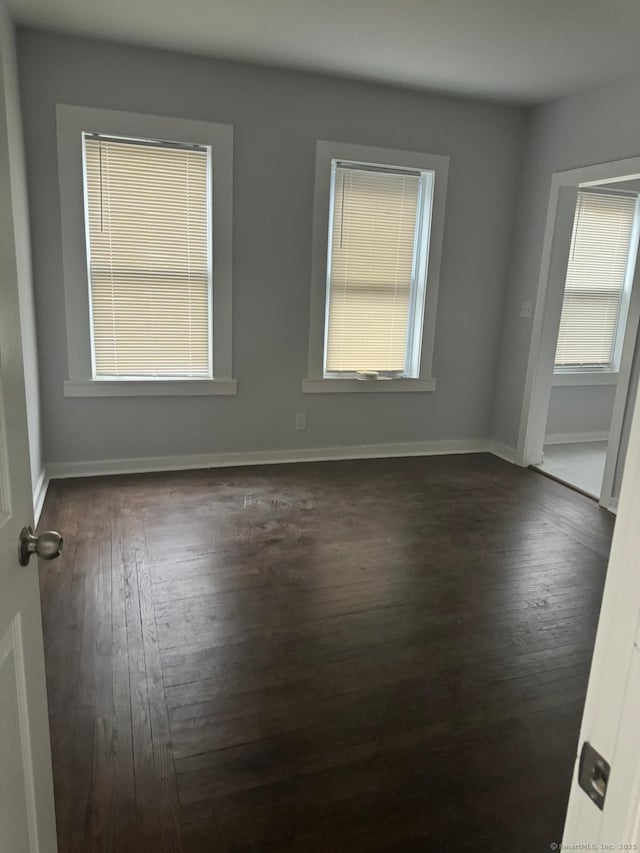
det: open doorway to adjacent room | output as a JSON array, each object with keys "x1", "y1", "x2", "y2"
[{"x1": 519, "y1": 159, "x2": 640, "y2": 510}]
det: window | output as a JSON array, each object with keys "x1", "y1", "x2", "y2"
[
  {"x1": 84, "y1": 134, "x2": 211, "y2": 379},
  {"x1": 305, "y1": 142, "x2": 448, "y2": 393},
  {"x1": 554, "y1": 190, "x2": 639, "y2": 373},
  {"x1": 57, "y1": 105, "x2": 235, "y2": 396},
  {"x1": 325, "y1": 162, "x2": 430, "y2": 377}
]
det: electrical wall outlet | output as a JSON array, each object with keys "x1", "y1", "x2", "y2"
[
  {"x1": 520, "y1": 301, "x2": 533, "y2": 319},
  {"x1": 295, "y1": 412, "x2": 307, "y2": 431}
]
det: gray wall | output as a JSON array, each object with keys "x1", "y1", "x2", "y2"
[
  {"x1": 545, "y1": 385, "x2": 615, "y2": 439},
  {"x1": 17, "y1": 28, "x2": 527, "y2": 467},
  {"x1": 0, "y1": 8, "x2": 42, "y2": 497},
  {"x1": 491, "y1": 69, "x2": 640, "y2": 451}
]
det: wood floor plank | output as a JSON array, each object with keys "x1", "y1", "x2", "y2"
[
  {"x1": 67, "y1": 512, "x2": 106, "y2": 852},
  {"x1": 109, "y1": 505, "x2": 136, "y2": 852},
  {"x1": 135, "y1": 547, "x2": 183, "y2": 852},
  {"x1": 38, "y1": 453, "x2": 614, "y2": 851}
]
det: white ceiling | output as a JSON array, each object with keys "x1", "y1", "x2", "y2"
[{"x1": 8, "y1": 0, "x2": 640, "y2": 104}]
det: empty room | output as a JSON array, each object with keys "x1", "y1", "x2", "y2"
[{"x1": 2, "y1": 1, "x2": 640, "y2": 851}]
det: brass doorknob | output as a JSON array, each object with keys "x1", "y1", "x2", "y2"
[{"x1": 18, "y1": 526, "x2": 63, "y2": 566}]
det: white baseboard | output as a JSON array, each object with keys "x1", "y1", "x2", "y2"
[
  {"x1": 545, "y1": 431, "x2": 609, "y2": 445},
  {"x1": 47, "y1": 438, "x2": 495, "y2": 480},
  {"x1": 32, "y1": 468, "x2": 50, "y2": 525},
  {"x1": 488, "y1": 440, "x2": 518, "y2": 464}
]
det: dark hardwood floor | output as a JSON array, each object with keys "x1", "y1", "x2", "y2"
[{"x1": 38, "y1": 453, "x2": 614, "y2": 852}]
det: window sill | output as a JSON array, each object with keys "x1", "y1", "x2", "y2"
[
  {"x1": 552, "y1": 372, "x2": 619, "y2": 387},
  {"x1": 302, "y1": 377, "x2": 436, "y2": 394},
  {"x1": 63, "y1": 378, "x2": 238, "y2": 397}
]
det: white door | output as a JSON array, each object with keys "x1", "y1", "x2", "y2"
[
  {"x1": 563, "y1": 368, "x2": 640, "y2": 844},
  {"x1": 0, "y1": 30, "x2": 58, "y2": 853}
]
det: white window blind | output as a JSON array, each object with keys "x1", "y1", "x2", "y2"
[
  {"x1": 325, "y1": 163, "x2": 425, "y2": 374},
  {"x1": 555, "y1": 191, "x2": 637, "y2": 369},
  {"x1": 83, "y1": 134, "x2": 211, "y2": 378}
]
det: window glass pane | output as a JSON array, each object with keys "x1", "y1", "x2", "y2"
[
  {"x1": 555, "y1": 192, "x2": 636, "y2": 368},
  {"x1": 325, "y1": 164, "x2": 421, "y2": 373},
  {"x1": 84, "y1": 136, "x2": 211, "y2": 378}
]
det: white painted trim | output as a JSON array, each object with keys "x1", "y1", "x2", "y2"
[
  {"x1": 544, "y1": 430, "x2": 609, "y2": 445},
  {"x1": 518, "y1": 155, "x2": 640, "y2": 470},
  {"x1": 302, "y1": 377, "x2": 436, "y2": 393},
  {"x1": 32, "y1": 469, "x2": 49, "y2": 525},
  {"x1": 47, "y1": 438, "x2": 493, "y2": 480},
  {"x1": 600, "y1": 254, "x2": 640, "y2": 510},
  {"x1": 600, "y1": 495, "x2": 618, "y2": 514},
  {"x1": 63, "y1": 378, "x2": 237, "y2": 397},
  {"x1": 306, "y1": 140, "x2": 449, "y2": 386},
  {"x1": 488, "y1": 440, "x2": 518, "y2": 464},
  {"x1": 56, "y1": 105, "x2": 234, "y2": 387},
  {"x1": 0, "y1": 616, "x2": 41, "y2": 852},
  {"x1": 517, "y1": 184, "x2": 578, "y2": 466},
  {"x1": 552, "y1": 371, "x2": 619, "y2": 387}
]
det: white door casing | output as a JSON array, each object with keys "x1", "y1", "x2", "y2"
[
  {"x1": 518, "y1": 184, "x2": 578, "y2": 468},
  {"x1": 0, "y1": 14, "x2": 58, "y2": 853},
  {"x1": 599, "y1": 255, "x2": 640, "y2": 511},
  {"x1": 517, "y1": 156, "x2": 640, "y2": 501}
]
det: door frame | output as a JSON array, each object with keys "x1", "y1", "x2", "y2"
[{"x1": 516, "y1": 155, "x2": 640, "y2": 509}]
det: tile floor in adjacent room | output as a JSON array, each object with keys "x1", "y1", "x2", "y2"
[{"x1": 536, "y1": 441, "x2": 608, "y2": 499}]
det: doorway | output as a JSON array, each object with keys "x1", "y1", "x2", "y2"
[{"x1": 517, "y1": 158, "x2": 640, "y2": 511}]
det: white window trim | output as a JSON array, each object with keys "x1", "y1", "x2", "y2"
[
  {"x1": 552, "y1": 371, "x2": 619, "y2": 387},
  {"x1": 56, "y1": 104, "x2": 236, "y2": 397},
  {"x1": 304, "y1": 141, "x2": 448, "y2": 394}
]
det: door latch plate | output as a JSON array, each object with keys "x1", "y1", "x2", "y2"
[{"x1": 578, "y1": 742, "x2": 610, "y2": 810}]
